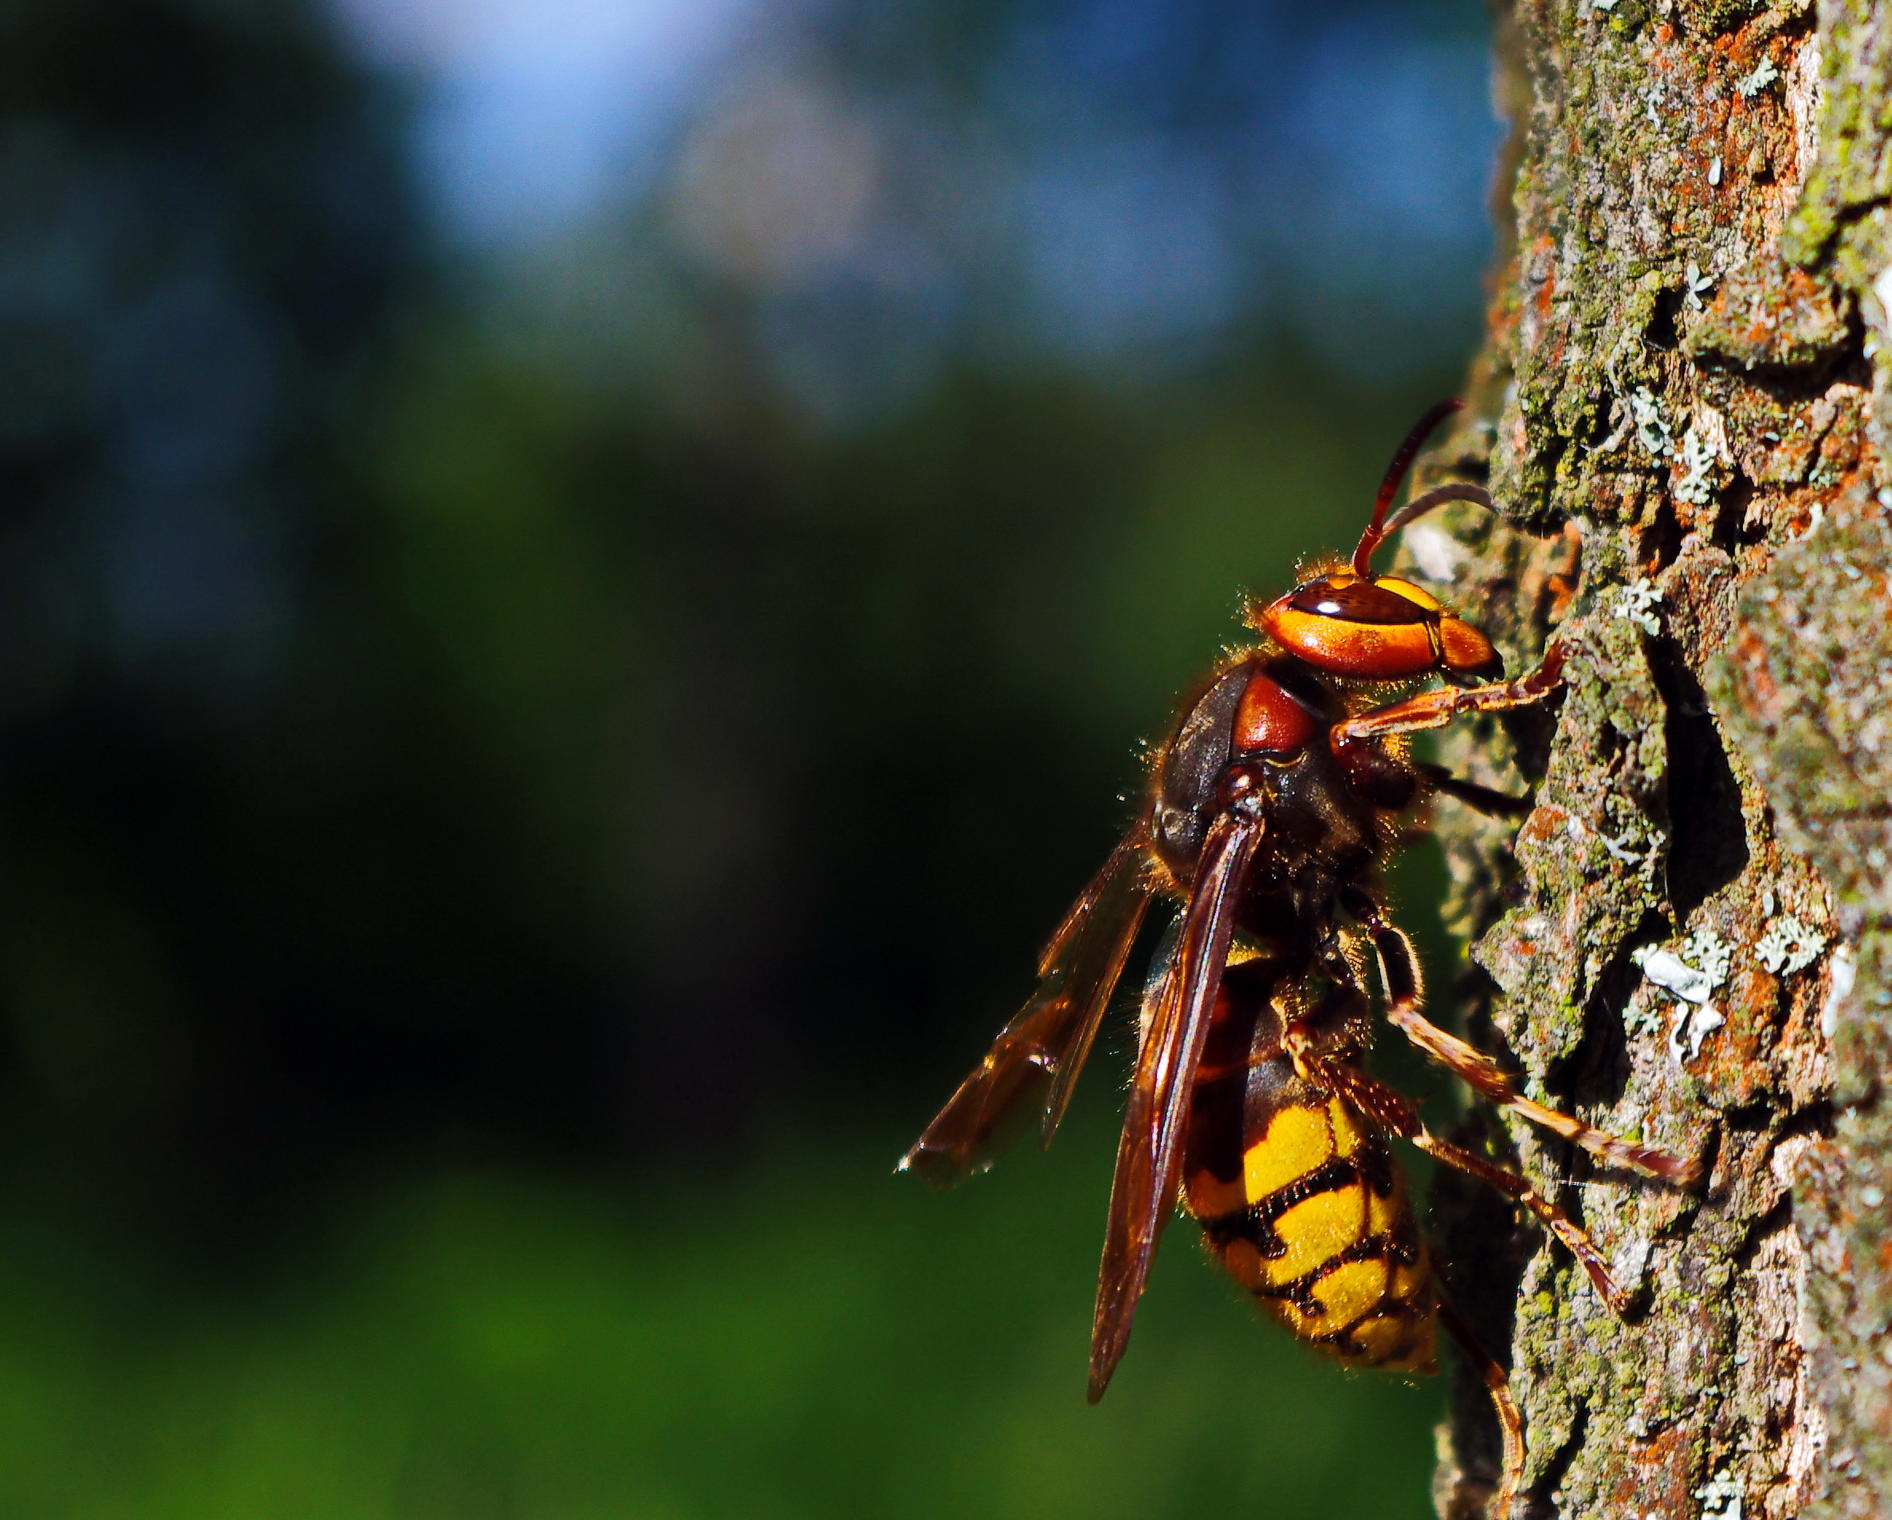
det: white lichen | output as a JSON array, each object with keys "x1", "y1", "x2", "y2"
[
  {"x1": 1684, "y1": 260, "x2": 1717, "y2": 311},
  {"x1": 1628, "y1": 386, "x2": 1675, "y2": 458},
  {"x1": 1611, "y1": 577, "x2": 1664, "y2": 635},
  {"x1": 1674, "y1": 426, "x2": 1721, "y2": 505},
  {"x1": 1638, "y1": 929, "x2": 1732, "y2": 1066},
  {"x1": 1821, "y1": 944, "x2": 1856, "y2": 1037},
  {"x1": 1598, "y1": 823, "x2": 1663, "y2": 867},
  {"x1": 1670, "y1": 1002, "x2": 1726, "y2": 1064},
  {"x1": 1623, "y1": 996, "x2": 1666, "y2": 1039},
  {"x1": 1572, "y1": 802, "x2": 1666, "y2": 892},
  {"x1": 1695, "y1": 1468, "x2": 1744, "y2": 1520},
  {"x1": 1735, "y1": 57, "x2": 1780, "y2": 98},
  {"x1": 1681, "y1": 927, "x2": 1734, "y2": 988},
  {"x1": 1635, "y1": 945, "x2": 1718, "y2": 1004},
  {"x1": 1756, "y1": 915, "x2": 1825, "y2": 976}
]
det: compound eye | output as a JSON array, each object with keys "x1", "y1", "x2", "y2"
[{"x1": 1286, "y1": 575, "x2": 1436, "y2": 626}]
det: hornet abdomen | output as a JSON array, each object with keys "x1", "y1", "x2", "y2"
[{"x1": 1180, "y1": 964, "x2": 1437, "y2": 1372}]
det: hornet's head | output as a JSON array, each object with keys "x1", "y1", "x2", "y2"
[{"x1": 1246, "y1": 400, "x2": 1503, "y2": 682}]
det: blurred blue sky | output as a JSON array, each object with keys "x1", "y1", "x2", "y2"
[
  {"x1": 326, "y1": 0, "x2": 1501, "y2": 420},
  {"x1": 329, "y1": 0, "x2": 770, "y2": 240}
]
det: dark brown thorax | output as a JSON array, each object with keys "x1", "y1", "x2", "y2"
[{"x1": 1150, "y1": 653, "x2": 1394, "y2": 949}]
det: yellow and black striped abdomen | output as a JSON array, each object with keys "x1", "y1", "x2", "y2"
[{"x1": 1184, "y1": 1075, "x2": 1437, "y2": 1374}]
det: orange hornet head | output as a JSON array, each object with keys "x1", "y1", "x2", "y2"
[{"x1": 1249, "y1": 401, "x2": 1503, "y2": 682}]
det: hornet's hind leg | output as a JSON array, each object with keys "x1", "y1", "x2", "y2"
[
  {"x1": 1278, "y1": 1031, "x2": 1633, "y2": 1313},
  {"x1": 1338, "y1": 887, "x2": 1700, "y2": 1188},
  {"x1": 1437, "y1": 1298, "x2": 1525, "y2": 1520}
]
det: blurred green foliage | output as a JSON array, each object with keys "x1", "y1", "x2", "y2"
[{"x1": 0, "y1": 1133, "x2": 1441, "y2": 1519}]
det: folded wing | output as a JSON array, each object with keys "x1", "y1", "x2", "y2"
[
  {"x1": 1087, "y1": 808, "x2": 1265, "y2": 1401},
  {"x1": 898, "y1": 826, "x2": 1152, "y2": 1188}
]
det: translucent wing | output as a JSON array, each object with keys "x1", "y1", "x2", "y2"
[
  {"x1": 898, "y1": 827, "x2": 1152, "y2": 1188},
  {"x1": 1087, "y1": 807, "x2": 1265, "y2": 1401}
]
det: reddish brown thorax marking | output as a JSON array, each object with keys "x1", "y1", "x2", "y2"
[{"x1": 1233, "y1": 669, "x2": 1316, "y2": 754}]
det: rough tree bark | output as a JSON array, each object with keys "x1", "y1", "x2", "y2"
[{"x1": 1406, "y1": 3, "x2": 1892, "y2": 1516}]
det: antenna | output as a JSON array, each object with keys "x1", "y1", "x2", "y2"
[{"x1": 1351, "y1": 398, "x2": 1462, "y2": 577}]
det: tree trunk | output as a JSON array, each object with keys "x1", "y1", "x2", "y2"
[{"x1": 1416, "y1": 3, "x2": 1892, "y2": 1516}]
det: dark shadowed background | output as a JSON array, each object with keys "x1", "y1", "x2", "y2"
[{"x1": 1, "y1": 1, "x2": 1501, "y2": 1514}]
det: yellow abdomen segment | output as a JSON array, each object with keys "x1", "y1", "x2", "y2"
[{"x1": 1186, "y1": 1096, "x2": 1436, "y2": 1373}]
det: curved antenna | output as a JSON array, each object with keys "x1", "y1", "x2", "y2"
[
  {"x1": 1351, "y1": 398, "x2": 1463, "y2": 577},
  {"x1": 1379, "y1": 482, "x2": 1492, "y2": 542}
]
